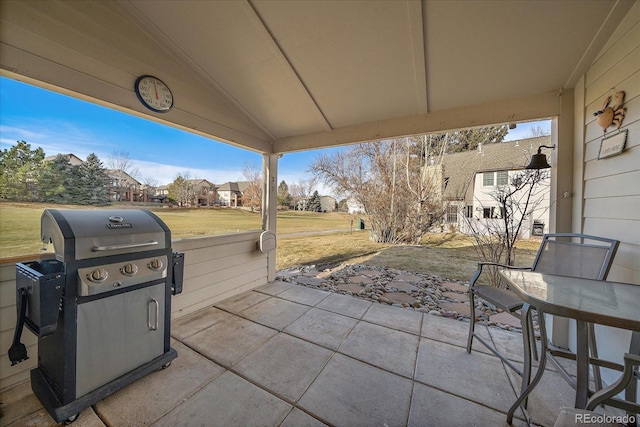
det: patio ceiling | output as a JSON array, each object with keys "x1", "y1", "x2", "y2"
[{"x1": 0, "y1": 0, "x2": 633, "y2": 154}]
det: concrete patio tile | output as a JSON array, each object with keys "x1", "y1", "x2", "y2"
[
  {"x1": 280, "y1": 408, "x2": 329, "y2": 427},
  {"x1": 504, "y1": 360, "x2": 579, "y2": 427},
  {"x1": 488, "y1": 325, "x2": 532, "y2": 364},
  {"x1": 421, "y1": 314, "x2": 494, "y2": 356},
  {"x1": 339, "y1": 321, "x2": 419, "y2": 378},
  {"x1": 316, "y1": 292, "x2": 372, "y2": 319},
  {"x1": 184, "y1": 315, "x2": 277, "y2": 367},
  {"x1": 154, "y1": 371, "x2": 291, "y2": 427},
  {"x1": 285, "y1": 307, "x2": 358, "y2": 350},
  {"x1": 233, "y1": 333, "x2": 333, "y2": 402},
  {"x1": 408, "y1": 383, "x2": 527, "y2": 427},
  {"x1": 242, "y1": 297, "x2": 311, "y2": 331},
  {"x1": 0, "y1": 381, "x2": 104, "y2": 426},
  {"x1": 277, "y1": 285, "x2": 331, "y2": 306},
  {"x1": 298, "y1": 353, "x2": 413, "y2": 426},
  {"x1": 95, "y1": 340, "x2": 225, "y2": 425},
  {"x1": 415, "y1": 338, "x2": 517, "y2": 413},
  {"x1": 171, "y1": 306, "x2": 234, "y2": 340},
  {"x1": 0, "y1": 381, "x2": 44, "y2": 426},
  {"x1": 362, "y1": 302, "x2": 423, "y2": 335},
  {"x1": 255, "y1": 280, "x2": 296, "y2": 295},
  {"x1": 214, "y1": 290, "x2": 271, "y2": 314}
]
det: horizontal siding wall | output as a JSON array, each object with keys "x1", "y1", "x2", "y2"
[
  {"x1": 171, "y1": 231, "x2": 268, "y2": 318},
  {"x1": 582, "y1": 1, "x2": 640, "y2": 285},
  {"x1": 0, "y1": 231, "x2": 268, "y2": 391},
  {"x1": 575, "y1": 1, "x2": 640, "y2": 394}
]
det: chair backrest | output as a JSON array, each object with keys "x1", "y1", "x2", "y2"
[{"x1": 532, "y1": 233, "x2": 619, "y2": 280}]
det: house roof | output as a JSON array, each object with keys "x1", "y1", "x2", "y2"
[
  {"x1": 187, "y1": 179, "x2": 215, "y2": 190},
  {"x1": 1, "y1": 1, "x2": 632, "y2": 154},
  {"x1": 106, "y1": 169, "x2": 142, "y2": 185},
  {"x1": 217, "y1": 181, "x2": 251, "y2": 193},
  {"x1": 44, "y1": 153, "x2": 84, "y2": 166},
  {"x1": 441, "y1": 136, "x2": 551, "y2": 202}
]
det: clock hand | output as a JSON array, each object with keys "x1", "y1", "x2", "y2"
[{"x1": 154, "y1": 81, "x2": 158, "y2": 99}]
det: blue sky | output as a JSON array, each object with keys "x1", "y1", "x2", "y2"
[{"x1": 0, "y1": 76, "x2": 549, "y2": 192}]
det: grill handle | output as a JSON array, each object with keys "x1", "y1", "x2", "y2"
[
  {"x1": 148, "y1": 298, "x2": 159, "y2": 331},
  {"x1": 92, "y1": 241, "x2": 159, "y2": 252}
]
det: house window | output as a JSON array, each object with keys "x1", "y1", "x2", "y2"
[
  {"x1": 483, "y1": 207, "x2": 492, "y2": 218},
  {"x1": 483, "y1": 172, "x2": 494, "y2": 186},
  {"x1": 497, "y1": 171, "x2": 509, "y2": 186},
  {"x1": 465, "y1": 205, "x2": 473, "y2": 218},
  {"x1": 446, "y1": 205, "x2": 457, "y2": 223}
]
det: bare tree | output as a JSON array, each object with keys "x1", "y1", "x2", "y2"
[
  {"x1": 527, "y1": 124, "x2": 550, "y2": 138},
  {"x1": 289, "y1": 177, "x2": 317, "y2": 210},
  {"x1": 107, "y1": 151, "x2": 140, "y2": 202},
  {"x1": 463, "y1": 169, "x2": 550, "y2": 287},
  {"x1": 241, "y1": 162, "x2": 262, "y2": 211},
  {"x1": 311, "y1": 137, "x2": 447, "y2": 244}
]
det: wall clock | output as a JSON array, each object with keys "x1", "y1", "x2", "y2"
[{"x1": 134, "y1": 75, "x2": 173, "y2": 113}]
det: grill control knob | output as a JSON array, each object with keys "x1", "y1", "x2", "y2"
[
  {"x1": 88, "y1": 268, "x2": 108, "y2": 283},
  {"x1": 120, "y1": 263, "x2": 138, "y2": 276},
  {"x1": 148, "y1": 259, "x2": 163, "y2": 271}
]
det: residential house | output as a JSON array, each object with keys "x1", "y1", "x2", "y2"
[
  {"x1": 346, "y1": 198, "x2": 365, "y2": 215},
  {"x1": 440, "y1": 137, "x2": 551, "y2": 238},
  {"x1": 320, "y1": 195, "x2": 336, "y2": 212},
  {"x1": 106, "y1": 169, "x2": 144, "y2": 202},
  {"x1": 189, "y1": 179, "x2": 217, "y2": 206},
  {"x1": 217, "y1": 181, "x2": 250, "y2": 207},
  {"x1": 43, "y1": 153, "x2": 84, "y2": 166}
]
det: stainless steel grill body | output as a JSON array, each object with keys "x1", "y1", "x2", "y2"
[{"x1": 11, "y1": 209, "x2": 183, "y2": 423}]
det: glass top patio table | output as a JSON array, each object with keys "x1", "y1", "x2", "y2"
[
  {"x1": 499, "y1": 270, "x2": 640, "y2": 424},
  {"x1": 500, "y1": 270, "x2": 640, "y2": 330}
]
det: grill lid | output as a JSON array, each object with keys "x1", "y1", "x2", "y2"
[{"x1": 41, "y1": 209, "x2": 171, "y2": 261}]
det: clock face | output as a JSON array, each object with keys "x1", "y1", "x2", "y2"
[{"x1": 134, "y1": 75, "x2": 173, "y2": 113}]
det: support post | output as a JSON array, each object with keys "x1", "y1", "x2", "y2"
[{"x1": 262, "y1": 154, "x2": 279, "y2": 282}]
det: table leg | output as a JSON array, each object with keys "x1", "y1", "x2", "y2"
[
  {"x1": 507, "y1": 304, "x2": 547, "y2": 424},
  {"x1": 575, "y1": 320, "x2": 589, "y2": 409}
]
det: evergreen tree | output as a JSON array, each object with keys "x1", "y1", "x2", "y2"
[
  {"x1": 0, "y1": 141, "x2": 45, "y2": 201},
  {"x1": 277, "y1": 180, "x2": 292, "y2": 208},
  {"x1": 40, "y1": 154, "x2": 73, "y2": 203},
  {"x1": 307, "y1": 190, "x2": 322, "y2": 212},
  {"x1": 74, "y1": 153, "x2": 110, "y2": 205}
]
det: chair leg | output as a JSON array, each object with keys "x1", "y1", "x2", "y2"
[
  {"x1": 529, "y1": 310, "x2": 538, "y2": 362},
  {"x1": 587, "y1": 323, "x2": 602, "y2": 391},
  {"x1": 467, "y1": 290, "x2": 476, "y2": 353}
]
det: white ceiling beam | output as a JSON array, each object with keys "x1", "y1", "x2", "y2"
[{"x1": 273, "y1": 90, "x2": 563, "y2": 153}]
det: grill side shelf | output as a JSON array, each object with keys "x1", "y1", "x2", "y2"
[{"x1": 16, "y1": 260, "x2": 65, "y2": 337}]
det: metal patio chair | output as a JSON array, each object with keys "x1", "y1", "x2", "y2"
[
  {"x1": 586, "y1": 331, "x2": 640, "y2": 420},
  {"x1": 466, "y1": 233, "x2": 620, "y2": 396}
]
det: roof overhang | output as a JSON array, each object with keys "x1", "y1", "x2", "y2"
[{"x1": 0, "y1": 0, "x2": 634, "y2": 154}]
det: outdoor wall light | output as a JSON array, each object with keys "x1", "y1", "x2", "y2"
[{"x1": 526, "y1": 145, "x2": 556, "y2": 169}]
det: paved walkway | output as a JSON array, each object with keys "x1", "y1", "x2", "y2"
[{"x1": 3, "y1": 281, "x2": 587, "y2": 426}]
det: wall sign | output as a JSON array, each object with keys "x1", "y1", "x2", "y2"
[{"x1": 598, "y1": 130, "x2": 627, "y2": 160}]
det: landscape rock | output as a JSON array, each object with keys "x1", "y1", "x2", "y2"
[{"x1": 276, "y1": 263, "x2": 505, "y2": 322}]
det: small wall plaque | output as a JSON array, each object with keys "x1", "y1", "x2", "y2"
[{"x1": 598, "y1": 130, "x2": 627, "y2": 159}]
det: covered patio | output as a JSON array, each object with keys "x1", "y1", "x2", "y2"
[
  {"x1": 1, "y1": 0, "x2": 639, "y2": 425},
  {"x1": 3, "y1": 280, "x2": 584, "y2": 426}
]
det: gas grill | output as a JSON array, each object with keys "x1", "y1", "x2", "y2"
[{"x1": 9, "y1": 209, "x2": 184, "y2": 423}]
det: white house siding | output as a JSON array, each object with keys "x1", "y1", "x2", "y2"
[
  {"x1": 0, "y1": 232, "x2": 268, "y2": 391},
  {"x1": 572, "y1": 2, "x2": 639, "y2": 391},
  {"x1": 465, "y1": 170, "x2": 550, "y2": 239}
]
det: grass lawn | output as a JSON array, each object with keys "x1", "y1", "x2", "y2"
[
  {"x1": 0, "y1": 202, "x2": 358, "y2": 259},
  {"x1": 0, "y1": 202, "x2": 539, "y2": 283}
]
